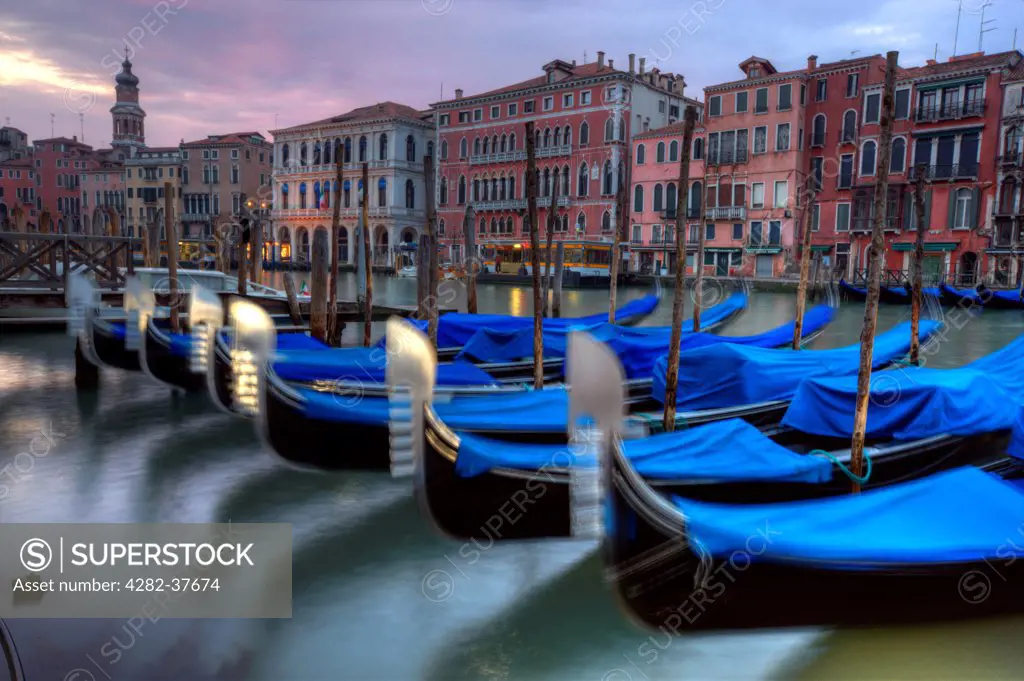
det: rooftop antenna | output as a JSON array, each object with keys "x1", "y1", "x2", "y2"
[
  {"x1": 1014, "y1": 28, "x2": 1018, "y2": 51},
  {"x1": 979, "y1": 2, "x2": 996, "y2": 52},
  {"x1": 79, "y1": 112, "x2": 85, "y2": 142},
  {"x1": 584, "y1": 50, "x2": 588, "y2": 64},
  {"x1": 50, "y1": 113, "x2": 55, "y2": 137},
  {"x1": 934, "y1": 42, "x2": 939, "y2": 60},
  {"x1": 953, "y1": 0, "x2": 963, "y2": 56}
]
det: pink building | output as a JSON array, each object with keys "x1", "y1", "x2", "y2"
[
  {"x1": 30, "y1": 136, "x2": 93, "y2": 233},
  {"x1": 0, "y1": 157, "x2": 38, "y2": 228},
  {"x1": 80, "y1": 159, "x2": 126, "y2": 234},
  {"x1": 433, "y1": 52, "x2": 700, "y2": 266}
]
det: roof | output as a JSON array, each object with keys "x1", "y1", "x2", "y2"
[
  {"x1": 901, "y1": 50, "x2": 1022, "y2": 80},
  {"x1": 433, "y1": 60, "x2": 689, "y2": 107},
  {"x1": 0, "y1": 157, "x2": 33, "y2": 168},
  {"x1": 272, "y1": 102, "x2": 429, "y2": 134},
  {"x1": 633, "y1": 118, "x2": 706, "y2": 140},
  {"x1": 32, "y1": 136, "x2": 92, "y2": 148},
  {"x1": 181, "y1": 131, "x2": 267, "y2": 147}
]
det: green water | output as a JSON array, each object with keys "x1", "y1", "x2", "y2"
[{"x1": 0, "y1": 273, "x2": 1021, "y2": 680}]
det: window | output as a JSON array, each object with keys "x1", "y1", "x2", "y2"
[
  {"x1": 749, "y1": 221, "x2": 763, "y2": 246},
  {"x1": 693, "y1": 138, "x2": 704, "y2": 160},
  {"x1": 563, "y1": 93, "x2": 573, "y2": 107},
  {"x1": 860, "y1": 140, "x2": 877, "y2": 176},
  {"x1": 839, "y1": 154, "x2": 854, "y2": 188},
  {"x1": 768, "y1": 221, "x2": 782, "y2": 245},
  {"x1": 749, "y1": 182, "x2": 765, "y2": 208},
  {"x1": 523, "y1": 100, "x2": 535, "y2": 113},
  {"x1": 864, "y1": 93, "x2": 881, "y2": 124},
  {"x1": 960, "y1": 132, "x2": 980, "y2": 174},
  {"x1": 457, "y1": 176, "x2": 466, "y2": 204},
  {"x1": 633, "y1": 185, "x2": 644, "y2": 212},
  {"x1": 580, "y1": 121, "x2": 589, "y2": 146},
  {"x1": 601, "y1": 211, "x2": 612, "y2": 232},
  {"x1": 211, "y1": 150, "x2": 219, "y2": 160},
  {"x1": 406, "y1": 135, "x2": 416, "y2": 162},
  {"x1": 846, "y1": 73, "x2": 859, "y2": 98},
  {"x1": 842, "y1": 110, "x2": 857, "y2": 142},
  {"x1": 890, "y1": 138, "x2": 906, "y2": 174},
  {"x1": 754, "y1": 87, "x2": 768, "y2": 113},
  {"x1": 658, "y1": 101, "x2": 666, "y2": 114},
  {"x1": 580, "y1": 91, "x2": 591, "y2": 105},
  {"x1": 775, "y1": 124, "x2": 790, "y2": 151},
  {"x1": 578, "y1": 163, "x2": 589, "y2": 197},
  {"x1": 488, "y1": 105, "x2": 499, "y2": 120},
  {"x1": 231, "y1": 149, "x2": 239, "y2": 160},
  {"x1": 709, "y1": 95, "x2": 722, "y2": 116},
  {"x1": 732, "y1": 223, "x2": 743, "y2": 239},
  {"x1": 473, "y1": 108, "x2": 483, "y2": 122},
  {"x1": 811, "y1": 157, "x2": 824, "y2": 191},
  {"x1": 778, "y1": 84, "x2": 792, "y2": 111},
  {"x1": 810, "y1": 204, "x2": 820, "y2": 232},
  {"x1": 459, "y1": 138, "x2": 468, "y2": 158},
  {"x1": 895, "y1": 88, "x2": 911, "y2": 120},
  {"x1": 815, "y1": 78, "x2": 828, "y2": 102},
  {"x1": 656, "y1": 142, "x2": 666, "y2": 162},
  {"x1": 636, "y1": 144, "x2": 646, "y2": 165},
  {"x1": 753, "y1": 126, "x2": 767, "y2": 154},
  {"x1": 439, "y1": 113, "x2": 450, "y2": 126},
  {"x1": 953, "y1": 188, "x2": 974, "y2": 229},
  {"x1": 543, "y1": 96, "x2": 554, "y2": 112},
  {"x1": 965, "y1": 83, "x2": 983, "y2": 114},
  {"x1": 602, "y1": 160, "x2": 614, "y2": 195},
  {"x1": 773, "y1": 181, "x2": 788, "y2": 208},
  {"x1": 653, "y1": 183, "x2": 664, "y2": 211},
  {"x1": 508, "y1": 103, "x2": 518, "y2": 116},
  {"x1": 379, "y1": 178, "x2": 388, "y2": 207},
  {"x1": 735, "y1": 91, "x2": 748, "y2": 113},
  {"x1": 669, "y1": 140, "x2": 679, "y2": 162},
  {"x1": 705, "y1": 223, "x2": 716, "y2": 240}
]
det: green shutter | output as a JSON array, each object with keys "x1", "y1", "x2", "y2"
[
  {"x1": 903, "y1": 192, "x2": 913, "y2": 230},
  {"x1": 970, "y1": 187, "x2": 981, "y2": 230},
  {"x1": 946, "y1": 187, "x2": 956, "y2": 229}
]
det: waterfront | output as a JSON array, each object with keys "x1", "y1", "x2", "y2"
[{"x1": 1, "y1": 272, "x2": 1022, "y2": 680}]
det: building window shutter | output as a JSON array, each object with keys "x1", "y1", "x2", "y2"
[
  {"x1": 970, "y1": 187, "x2": 981, "y2": 229},
  {"x1": 923, "y1": 189, "x2": 932, "y2": 230},
  {"x1": 946, "y1": 188, "x2": 956, "y2": 228},
  {"x1": 903, "y1": 191, "x2": 913, "y2": 230}
]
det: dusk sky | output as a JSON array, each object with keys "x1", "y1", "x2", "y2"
[{"x1": 2, "y1": 0, "x2": 1022, "y2": 149}]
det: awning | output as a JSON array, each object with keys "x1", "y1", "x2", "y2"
[
  {"x1": 915, "y1": 77, "x2": 985, "y2": 92},
  {"x1": 891, "y1": 242, "x2": 958, "y2": 252},
  {"x1": 810, "y1": 245, "x2": 833, "y2": 252},
  {"x1": 706, "y1": 247, "x2": 743, "y2": 252},
  {"x1": 911, "y1": 125, "x2": 984, "y2": 138},
  {"x1": 745, "y1": 247, "x2": 783, "y2": 254}
]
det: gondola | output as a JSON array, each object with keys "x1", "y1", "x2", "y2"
[
  {"x1": 977, "y1": 284, "x2": 1024, "y2": 310},
  {"x1": 939, "y1": 283, "x2": 985, "y2": 308},
  {"x1": 600, "y1": 348, "x2": 1024, "y2": 631},
  {"x1": 838, "y1": 279, "x2": 867, "y2": 301},
  {"x1": 235, "y1": 293, "x2": 826, "y2": 470},
  {"x1": 878, "y1": 284, "x2": 943, "y2": 304}
]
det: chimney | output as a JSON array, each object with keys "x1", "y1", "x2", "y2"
[
  {"x1": 608, "y1": 58, "x2": 614, "y2": 69},
  {"x1": 455, "y1": 88, "x2": 463, "y2": 99},
  {"x1": 807, "y1": 55, "x2": 817, "y2": 71},
  {"x1": 639, "y1": 57, "x2": 646, "y2": 76},
  {"x1": 73, "y1": 135, "x2": 77, "y2": 142},
  {"x1": 597, "y1": 51, "x2": 605, "y2": 69},
  {"x1": 629, "y1": 53, "x2": 636, "y2": 75},
  {"x1": 926, "y1": 59, "x2": 937, "y2": 66},
  {"x1": 572, "y1": 59, "x2": 577, "y2": 67}
]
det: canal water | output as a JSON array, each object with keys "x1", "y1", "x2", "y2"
[{"x1": 1, "y1": 273, "x2": 1021, "y2": 680}]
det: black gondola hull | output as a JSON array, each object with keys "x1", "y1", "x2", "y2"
[
  {"x1": 144, "y1": 324, "x2": 205, "y2": 393},
  {"x1": 90, "y1": 319, "x2": 141, "y2": 371}
]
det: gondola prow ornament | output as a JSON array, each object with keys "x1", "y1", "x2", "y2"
[
  {"x1": 385, "y1": 317, "x2": 437, "y2": 480},
  {"x1": 188, "y1": 286, "x2": 224, "y2": 375},
  {"x1": 228, "y1": 298, "x2": 276, "y2": 420}
]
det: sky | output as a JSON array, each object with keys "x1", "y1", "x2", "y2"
[{"x1": 1, "y1": 0, "x2": 1022, "y2": 149}]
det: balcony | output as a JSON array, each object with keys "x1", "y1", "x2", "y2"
[
  {"x1": 271, "y1": 206, "x2": 424, "y2": 220},
  {"x1": 850, "y1": 216, "x2": 900, "y2": 232},
  {"x1": 839, "y1": 129, "x2": 858, "y2": 145},
  {"x1": 706, "y1": 150, "x2": 748, "y2": 166},
  {"x1": 273, "y1": 159, "x2": 424, "y2": 176},
  {"x1": 915, "y1": 99, "x2": 986, "y2": 123},
  {"x1": 908, "y1": 164, "x2": 979, "y2": 180},
  {"x1": 470, "y1": 150, "x2": 527, "y2": 165},
  {"x1": 999, "y1": 151, "x2": 1023, "y2": 167},
  {"x1": 181, "y1": 213, "x2": 211, "y2": 222},
  {"x1": 707, "y1": 206, "x2": 747, "y2": 220}
]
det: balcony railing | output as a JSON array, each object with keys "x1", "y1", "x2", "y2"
[
  {"x1": 181, "y1": 213, "x2": 211, "y2": 222},
  {"x1": 915, "y1": 99, "x2": 986, "y2": 123},
  {"x1": 272, "y1": 206, "x2": 424, "y2": 219},
  {"x1": 908, "y1": 163, "x2": 978, "y2": 180},
  {"x1": 840, "y1": 129, "x2": 857, "y2": 144},
  {"x1": 999, "y1": 151, "x2": 1023, "y2": 167},
  {"x1": 851, "y1": 216, "x2": 900, "y2": 231},
  {"x1": 706, "y1": 150, "x2": 748, "y2": 166},
  {"x1": 470, "y1": 150, "x2": 527, "y2": 165},
  {"x1": 707, "y1": 206, "x2": 746, "y2": 220},
  {"x1": 273, "y1": 159, "x2": 424, "y2": 176}
]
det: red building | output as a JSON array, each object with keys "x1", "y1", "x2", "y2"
[
  {"x1": 433, "y1": 52, "x2": 700, "y2": 270},
  {"x1": 0, "y1": 157, "x2": 38, "y2": 228}
]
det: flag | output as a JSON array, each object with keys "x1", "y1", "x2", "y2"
[{"x1": 319, "y1": 193, "x2": 328, "y2": 210}]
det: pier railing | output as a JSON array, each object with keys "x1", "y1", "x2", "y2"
[{"x1": 0, "y1": 233, "x2": 139, "y2": 290}]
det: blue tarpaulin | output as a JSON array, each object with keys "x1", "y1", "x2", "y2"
[
  {"x1": 941, "y1": 284, "x2": 983, "y2": 304},
  {"x1": 672, "y1": 466, "x2": 1024, "y2": 569},
  {"x1": 155, "y1": 327, "x2": 330, "y2": 358},
  {"x1": 990, "y1": 289, "x2": 1024, "y2": 307},
  {"x1": 1009, "y1": 406, "x2": 1024, "y2": 461},
  {"x1": 379, "y1": 293, "x2": 661, "y2": 350},
  {"x1": 651, "y1": 320, "x2": 942, "y2": 409},
  {"x1": 782, "y1": 332, "x2": 1024, "y2": 440},
  {"x1": 453, "y1": 418, "x2": 833, "y2": 482},
  {"x1": 273, "y1": 347, "x2": 498, "y2": 387},
  {"x1": 885, "y1": 285, "x2": 943, "y2": 299},
  {"x1": 456, "y1": 293, "x2": 755, "y2": 376}
]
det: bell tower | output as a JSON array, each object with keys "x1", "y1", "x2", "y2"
[{"x1": 110, "y1": 48, "x2": 146, "y2": 157}]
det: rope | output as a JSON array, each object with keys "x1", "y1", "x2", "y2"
[
  {"x1": 891, "y1": 358, "x2": 920, "y2": 368},
  {"x1": 811, "y1": 448, "x2": 873, "y2": 485}
]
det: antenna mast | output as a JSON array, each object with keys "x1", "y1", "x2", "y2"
[
  {"x1": 953, "y1": 0, "x2": 963, "y2": 56},
  {"x1": 79, "y1": 112, "x2": 85, "y2": 142},
  {"x1": 979, "y1": 2, "x2": 996, "y2": 52}
]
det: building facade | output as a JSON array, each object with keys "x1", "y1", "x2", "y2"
[
  {"x1": 433, "y1": 52, "x2": 700, "y2": 263},
  {"x1": 125, "y1": 147, "x2": 182, "y2": 252},
  {"x1": 179, "y1": 132, "x2": 273, "y2": 248},
  {"x1": 0, "y1": 157, "x2": 38, "y2": 229},
  {"x1": 990, "y1": 57, "x2": 1024, "y2": 285},
  {"x1": 269, "y1": 102, "x2": 433, "y2": 267},
  {"x1": 80, "y1": 161, "x2": 126, "y2": 236}
]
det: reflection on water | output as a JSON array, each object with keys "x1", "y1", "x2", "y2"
[{"x1": 1, "y1": 281, "x2": 1021, "y2": 679}]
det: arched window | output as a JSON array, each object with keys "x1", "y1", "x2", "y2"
[
  {"x1": 543, "y1": 128, "x2": 551, "y2": 147},
  {"x1": 561, "y1": 165, "x2": 570, "y2": 196},
  {"x1": 344, "y1": 137, "x2": 352, "y2": 163},
  {"x1": 576, "y1": 212, "x2": 586, "y2": 233},
  {"x1": 379, "y1": 134, "x2": 388, "y2": 161},
  {"x1": 459, "y1": 137, "x2": 468, "y2": 158},
  {"x1": 299, "y1": 142, "x2": 308, "y2": 165},
  {"x1": 479, "y1": 217, "x2": 487, "y2": 233},
  {"x1": 438, "y1": 218, "x2": 445, "y2": 236},
  {"x1": 405, "y1": 179, "x2": 415, "y2": 208},
  {"x1": 602, "y1": 160, "x2": 613, "y2": 195},
  {"x1": 812, "y1": 114, "x2": 826, "y2": 146},
  {"x1": 578, "y1": 163, "x2": 589, "y2": 197},
  {"x1": 378, "y1": 178, "x2": 387, "y2": 207},
  {"x1": 498, "y1": 217, "x2": 505, "y2": 234},
  {"x1": 358, "y1": 136, "x2": 367, "y2": 162},
  {"x1": 693, "y1": 138, "x2": 704, "y2": 160},
  {"x1": 313, "y1": 181, "x2": 321, "y2": 206},
  {"x1": 689, "y1": 181, "x2": 702, "y2": 218},
  {"x1": 500, "y1": 176, "x2": 507, "y2": 200},
  {"x1": 669, "y1": 140, "x2": 679, "y2": 162},
  {"x1": 602, "y1": 211, "x2": 612, "y2": 232},
  {"x1": 890, "y1": 137, "x2": 906, "y2": 174},
  {"x1": 636, "y1": 144, "x2": 646, "y2": 165},
  {"x1": 633, "y1": 185, "x2": 644, "y2": 213},
  {"x1": 323, "y1": 141, "x2": 331, "y2": 164},
  {"x1": 666, "y1": 182, "x2": 677, "y2": 213},
  {"x1": 954, "y1": 188, "x2": 974, "y2": 229},
  {"x1": 406, "y1": 134, "x2": 416, "y2": 162},
  {"x1": 458, "y1": 175, "x2": 466, "y2": 204},
  {"x1": 500, "y1": 135, "x2": 507, "y2": 153},
  {"x1": 490, "y1": 136, "x2": 497, "y2": 154},
  {"x1": 605, "y1": 118, "x2": 614, "y2": 141},
  {"x1": 1005, "y1": 126, "x2": 1022, "y2": 157},
  {"x1": 653, "y1": 183, "x2": 664, "y2": 212},
  {"x1": 281, "y1": 144, "x2": 289, "y2": 166},
  {"x1": 490, "y1": 217, "x2": 498, "y2": 234},
  {"x1": 472, "y1": 178, "x2": 480, "y2": 202},
  {"x1": 509, "y1": 133, "x2": 517, "y2": 151},
  {"x1": 1000, "y1": 178, "x2": 1017, "y2": 214},
  {"x1": 535, "y1": 128, "x2": 541, "y2": 149},
  {"x1": 281, "y1": 183, "x2": 289, "y2": 209},
  {"x1": 579, "y1": 122, "x2": 589, "y2": 146},
  {"x1": 656, "y1": 142, "x2": 666, "y2": 162},
  {"x1": 509, "y1": 175, "x2": 516, "y2": 199},
  {"x1": 842, "y1": 110, "x2": 857, "y2": 142},
  {"x1": 334, "y1": 138, "x2": 342, "y2": 163},
  {"x1": 490, "y1": 177, "x2": 498, "y2": 200},
  {"x1": 473, "y1": 137, "x2": 481, "y2": 156},
  {"x1": 554, "y1": 127, "x2": 561, "y2": 147},
  {"x1": 439, "y1": 177, "x2": 448, "y2": 205},
  {"x1": 482, "y1": 137, "x2": 489, "y2": 155},
  {"x1": 313, "y1": 142, "x2": 321, "y2": 165},
  {"x1": 860, "y1": 140, "x2": 877, "y2": 176},
  {"x1": 440, "y1": 140, "x2": 448, "y2": 159},
  {"x1": 427, "y1": 141, "x2": 434, "y2": 160},
  {"x1": 299, "y1": 182, "x2": 307, "y2": 209},
  {"x1": 542, "y1": 168, "x2": 551, "y2": 197}
]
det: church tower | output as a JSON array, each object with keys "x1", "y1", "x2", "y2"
[{"x1": 110, "y1": 48, "x2": 146, "y2": 158}]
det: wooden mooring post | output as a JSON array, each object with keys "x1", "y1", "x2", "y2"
[
  {"x1": 850, "y1": 50, "x2": 898, "y2": 494},
  {"x1": 237, "y1": 220, "x2": 249, "y2": 297},
  {"x1": 909, "y1": 164, "x2": 928, "y2": 365},
  {"x1": 328, "y1": 160, "x2": 343, "y2": 346},
  {"x1": 282, "y1": 273, "x2": 303, "y2": 326},
  {"x1": 609, "y1": 164, "x2": 626, "y2": 323},
  {"x1": 543, "y1": 168, "x2": 560, "y2": 316},
  {"x1": 525, "y1": 121, "x2": 543, "y2": 389},
  {"x1": 424, "y1": 155, "x2": 440, "y2": 345},
  {"x1": 310, "y1": 227, "x2": 329, "y2": 343},
  {"x1": 361, "y1": 163, "x2": 373, "y2": 347},
  {"x1": 552, "y1": 242, "x2": 565, "y2": 318},
  {"x1": 164, "y1": 182, "x2": 180, "y2": 333},
  {"x1": 663, "y1": 106, "x2": 697, "y2": 432},
  {"x1": 464, "y1": 204, "x2": 478, "y2": 314},
  {"x1": 792, "y1": 188, "x2": 819, "y2": 348}
]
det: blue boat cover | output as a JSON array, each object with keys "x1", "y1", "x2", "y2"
[
  {"x1": 652, "y1": 320, "x2": 942, "y2": 409},
  {"x1": 839, "y1": 280, "x2": 866, "y2": 297},
  {"x1": 942, "y1": 284, "x2": 983, "y2": 303},
  {"x1": 298, "y1": 384, "x2": 569, "y2": 430},
  {"x1": 273, "y1": 347, "x2": 498, "y2": 387},
  {"x1": 276, "y1": 332, "x2": 330, "y2": 351},
  {"x1": 989, "y1": 289, "x2": 1024, "y2": 306},
  {"x1": 673, "y1": 466, "x2": 1024, "y2": 569},
  {"x1": 1009, "y1": 406, "x2": 1024, "y2": 462},
  {"x1": 885, "y1": 286, "x2": 942, "y2": 299},
  {"x1": 783, "y1": 333, "x2": 1024, "y2": 439},
  {"x1": 456, "y1": 293, "x2": 754, "y2": 374},
  {"x1": 379, "y1": 294, "x2": 660, "y2": 350},
  {"x1": 453, "y1": 418, "x2": 833, "y2": 483}
]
